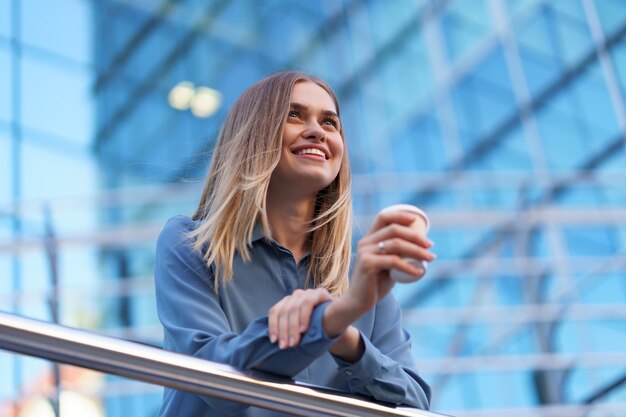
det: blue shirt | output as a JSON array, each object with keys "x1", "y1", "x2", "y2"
[{"x1": 154, "y1": 215, "x2": 431, "y2": 416}]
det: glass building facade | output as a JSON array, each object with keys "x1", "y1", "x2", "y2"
[{"x1": 1, "y1": 0, "x2": 626, "y2": 416}]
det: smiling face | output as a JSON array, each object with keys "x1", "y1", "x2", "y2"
[{"x1": 269, "y1": 81, "x2": 345, "y2": 199}]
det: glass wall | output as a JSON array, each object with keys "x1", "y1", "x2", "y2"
[{"x1": 1, "y1": 0, "x2": 625, "y2": 416}]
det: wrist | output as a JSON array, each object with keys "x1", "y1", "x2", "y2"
[
  {"x1": 322, "y1": 296, "x2": 363, "y2": 338},
  {"x1": 329, "y1": 326, "x2": 365, "y2": 363}
]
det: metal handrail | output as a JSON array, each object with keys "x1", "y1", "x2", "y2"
[{"x1": 0, "y1": 311, "x2": 446, "y2": 417}]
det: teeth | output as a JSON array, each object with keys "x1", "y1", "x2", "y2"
[{"x1": 295, "y1": 148, "x2": 326, "y2": 158}]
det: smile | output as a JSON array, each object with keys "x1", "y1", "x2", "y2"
[{"x1": 294, "y1": 148, "x2": 328, "y2": 160}]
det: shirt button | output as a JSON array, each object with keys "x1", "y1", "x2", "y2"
[{"x1": 345, "y1": 370, "x2": 353, "y2": 376}]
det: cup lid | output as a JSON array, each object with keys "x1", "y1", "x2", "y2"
[{"x1": 380, "y1": 204, "x2": 430, "y2": 232}]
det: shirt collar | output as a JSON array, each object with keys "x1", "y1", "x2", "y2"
[
  {"x1": 251, "y1": 222, "x2": 311, "y2": 262},
  {"x1": 251, "y1": 221, "x2": 266, "y2": 242}
]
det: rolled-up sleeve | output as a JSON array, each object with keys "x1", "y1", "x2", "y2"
[
  {"x1": 154, "y1": 216, "x2": 338, "y2": 414},
  {"x1": 331, "y1": 293, "x2": 431, "y2": 409}
]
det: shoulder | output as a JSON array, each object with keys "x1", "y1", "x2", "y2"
[
  {"x1": 156, "y1": 215, "x2": 202, "y2": 257},
  {"x1": 159, "y1": 215, "x2": 199, "y2": 239}
]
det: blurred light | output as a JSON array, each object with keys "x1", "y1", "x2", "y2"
[
  {"x1": 168, "y1": 81, "x2": 195, "y2": 110},
  {"x1": 190, "y1": 86, "x2": 222, "y2": 118},
  {"x1": 17, "y1": 392, "x2": 103, "y2": 417}
]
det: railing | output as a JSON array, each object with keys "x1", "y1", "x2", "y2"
[{"x1": 0, "y1": 311, "x2": 447, "y2": 417}]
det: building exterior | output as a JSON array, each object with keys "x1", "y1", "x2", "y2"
[{"x1": 1, "y1": 0, "x2": 625, "y2": 416}]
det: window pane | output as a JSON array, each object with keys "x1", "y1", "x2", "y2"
[
  {"x1": 0, "y1": 0, "x2": 10, "y2": 38},
  {"x1": 21, "y1": 0, "x2": 91, "y2": 64},
  {"x1": 0, "y1": 131, "x2": 11, "y2": 206},
  {"x1": 0, "y1": 44, "x2": 11, "y2": 122},
  {"x1": 20, "y1": 55, "x2": 93, "y2": 144}
]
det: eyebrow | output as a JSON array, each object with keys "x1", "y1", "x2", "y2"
[{"x1": 290, "y1": 102, "x2": 339, "y2": 119}]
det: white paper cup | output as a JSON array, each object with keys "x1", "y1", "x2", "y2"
[{"x1": 380, "y1": 204, "x2": 430, "y2": 283}]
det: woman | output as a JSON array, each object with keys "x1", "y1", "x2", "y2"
[{"x1": 154, "y1": 71, "x2": 435, "y2": 416}]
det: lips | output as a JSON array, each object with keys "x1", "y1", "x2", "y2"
[{"x1": 291, "y1": 145, "x2": 329, "y2": 160}]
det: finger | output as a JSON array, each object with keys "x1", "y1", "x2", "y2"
[
  {"x1": 282, "y1": 290, "x2": 308, "y2": 348},
  {"x1": 364, "y1": 238, "x2": 437, "y2": 262},
  {"x1": 288, "y1": 305, "x2": 301, "y2": 347},
  {"x1": 376, "y1": 254, "x2": 428, "y2": 277},
  {"x1": 315, "y1": 287, "x2": 332, "y2": 303},
  {"x1": 284, "y1": 290, "x2": 304, "y2": 347},
  {"x1": 304, "y1": 288, "x2": 332, "y2": 329},
  {"x1": 277, "y1": 306, "x2": 290, "y2": 349},
  {"x1": 361, "y1": 225, "x2": 433, "y2": 254},
  {"x1": 368, "y1": 210, "x2": 418, "y2": 234},
  {"x1": 268, "y1": 298, "x2": 287, "y2": 344}
]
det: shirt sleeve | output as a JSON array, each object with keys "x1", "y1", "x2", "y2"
[
  {"x1": 154, "y1": 216, "x2": 338, "y2": 414},
  {"x1": 331, "y1": 292, "x2": 431, "y2": 409}
]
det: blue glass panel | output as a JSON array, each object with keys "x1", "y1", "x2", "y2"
[
  {"x1": 549, "y1": 4, "x2": 593, "y2": 67},
  {"x1": 550, "y1": 0, "x2": 588, "y2": 22},
  {"x1": 506, "y1": 0, "x2": 543, "y2": 17},
  {"x1": 600, "y1": 141, "x2": 626, "y2": 172},
  {"x1": 367, "y1": 0, "x2": 427, "y2": 48},
  {"x1": 566, "y1": 364, "x2": 626, "y2": 404},
  {"x1": 0, "y1": 131, "x2": 11, "y2": 206},
  {"x1": 262, "y1": 6, "x2": 317, "y2": 66},
  {"x1": 20, "y1": 54, "x2": 93, "y2": 144},
  {"x1": 515, "y1": 2, "x2": 593, "y2": 93},
  {"x1": 101, "y1": 4, "x2": 152, "y2": 70},
  {"x1": 452, "y1": 48, "x2": 516, "y2": 146},
  {"x1": 20, "y1": 139, "x2": 95, "y2": 201},
  {"x1": 595, "y1": 0, "x2": 626, "y2": 35},
  {"x1": 572, "y1": 64, "x2": 620, "y2": 143},
  {"x1": 21, "y1": 0, "x2": 91, "y2": 64},
  {"x1": 610, "y1": 37, "x2": 626, "y2": 100},
  {"x1": 537, "y1": 60, "x2": 619, "y2": 171},
  {"x1": 392, "y1": 111, "x2": 447, "y2": 172},
  {"x1": 122, "y1": 21, "x2": 186, "y2": 87},
  {"x1": 0, "y1": 44, "x2": 11, "y2": 122},
  {"x1": 441, "y1": 0, "x2": 491, "y2": 63},
  {"x1": 518, "y1": 46, "x2": 560, "y2": 97},
  {"x1": 471, "y1": 125, "x2": 533, "y2": 172},
  {"x1": 324, "y1": 25, "x2": 357, "y2": 85},
  {"x1": 0, "y1": 0, "x2": 10, "y2": 38},
  {"x1": 578, "y1": 272, "x2": 626, "y2": 304},
  {"x1": 564, "y1": 227, "x2": 617, "y2": 256},
  {"x1": 555, "y1": 185, "x2": 605, "y2": 207},
  {"x1": 378, "y1": 30, "x2": 433, "y2": 121},
  {"x1": 472, "y1": 371, "x2": 534, "y2": 408}
]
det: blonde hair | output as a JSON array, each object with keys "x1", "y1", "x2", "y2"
[{"x1": 189, "y1": 71, "x2": 352, "y2": 297}]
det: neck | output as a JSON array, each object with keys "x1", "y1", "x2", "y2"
[{"x1": 266, "y1": 190, "x2": 316, "y2": 263}]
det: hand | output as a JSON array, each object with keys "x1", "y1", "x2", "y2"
[
  {"x1": 268, "y1": 288, "x2": 332, "y2": 349},
  {"x1": 348, "y1": 210, "x2": 436, "y2": 313},
  {"x1": 322, "y1": 210, "x2": 436, "y2": 339}
]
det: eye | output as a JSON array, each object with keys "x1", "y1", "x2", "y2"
[
  {"x1": 288, "y1": 110, "x2": 300, "y2": 118},
  {"x1": 322, "y1": 117, "x2": 339, "y2": 128}
]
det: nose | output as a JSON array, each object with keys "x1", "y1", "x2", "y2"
[{"x1": 302, "y1": 120, "x2": 326, "y2": 142}]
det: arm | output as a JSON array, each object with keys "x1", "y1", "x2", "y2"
[
  {"x1": 155, "y1": 217, "x2": 338, "y2": 412},
  {"x1": 264, "y1": 211, "x2": 434, "y2": 408},
  {"x1": 330, "y1": 293, "x2": 431, "y2": 409},
  {"x1": 324, "y1": 210, "x2": 433, "y2": 408},
  {"x1": 271, "y1": 210, "x2": 434, "y2": 354}
]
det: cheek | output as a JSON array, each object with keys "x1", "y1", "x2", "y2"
[{"x1": 333, "y1": 139, "x2": 345, "y2": 162}]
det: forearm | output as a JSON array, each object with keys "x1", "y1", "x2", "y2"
[
  {"x1": 328, "y1": 325, "x2": 364, "y2": 362},
  {"x1": 186, "y1": 302, "x2": 338, "y2": 377},
  {"x1": 322, "y1": 296, "x2": 369, "y2": 362},
  {"x1": 322, "y1": 295, "x2": 367, "y2": 337}
]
